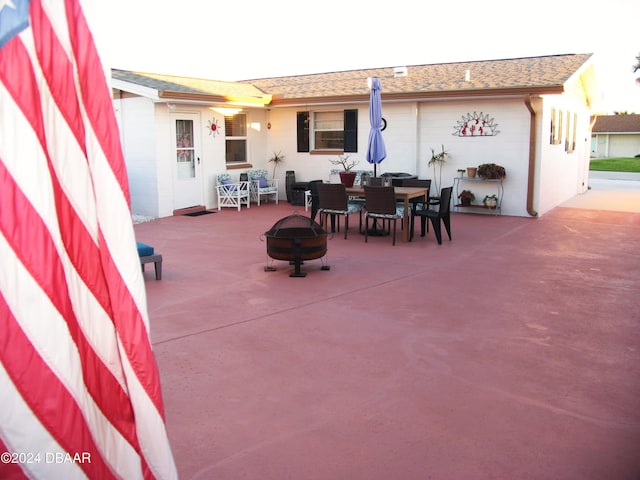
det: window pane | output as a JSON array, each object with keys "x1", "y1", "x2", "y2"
[
  {"x1": 315, "y1": 131, "x2": 343, "y2": 149},
  {"x1": 176, "y1": 120, "x2": 195, "y2": 179},
  {"x1": 314, "y1": 111, "x2": 343, "y2": 130},
  {"x1": 226, "y1": 139, "x2": 246, "y2": 163},
  {"x1": 225, "y1": 114, "x2": 246, "y2": 136},
  {"x1": 176, "y1": 120, "x2": 193, "y2": 148}
]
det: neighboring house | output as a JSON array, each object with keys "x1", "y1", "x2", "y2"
[
  {"x1": 111, "y1": 53, "x2": 602, "y2": 218},
  {"x1": 591, "y1": 114, "x2": 640, "y2": 158}
]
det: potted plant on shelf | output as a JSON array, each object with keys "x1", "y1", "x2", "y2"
[
  {"x1": 427, "y1": 145, "x2": 449, "y2": 192},
  {"x1": 483, "y1": 194, "x2": 498, "y2": 208},
  {"x1": 466, "y1": 166, "x2": 477, "y2": 178},
  {"x1": 477, "y1": 163, "x2": 506, "y2": 179},
  {"x1": 457, "y1": 169, "x2": 465, "y2": 178},
  {"x1": 268, "y1": 151, "x2": 285, "y2": 179},
  {"x1": 329, "y1": 154, "x2": 359, "y2": 187},
  {"x1": 458, "y1": 190, "x2": 475, "y2": 206}
]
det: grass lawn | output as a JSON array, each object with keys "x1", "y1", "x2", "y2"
[{"x1": 590, "y1": 157, "x2": 640, "y2": 172}]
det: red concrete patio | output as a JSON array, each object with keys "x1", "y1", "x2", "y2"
[{"x1": 134, "y1": 183, "x2": 640, "y2": 480}]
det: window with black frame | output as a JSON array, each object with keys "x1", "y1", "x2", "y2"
[{"x1": 297, "y1": 109, "x2": 357, "y2": 153}]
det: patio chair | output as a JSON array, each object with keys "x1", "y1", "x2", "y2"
[
  {"x1": 248, "y1": 169, "x2": 279, "y2": 205},
  {"x1": 216, "y1": 173, "x2": 250, "y2": 211},
  {"x1": 308, "y1": 179, "x2": 323, "y2": 221},
  {"x1": 402, "y1": 178, "x2": 431, "y2": 212},
  {"x1": 410, "y1": 186, "x2": 453, "y2": 244},
  {"x1": 317, "y1": 183, "x2": 362, "y2": 239},
  {"x1": 363, "y1": 186, "x2": 404, "y2": 246}
]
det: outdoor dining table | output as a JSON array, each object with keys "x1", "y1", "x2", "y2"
[{"x1": 345, "y1": 186, "x2": 428, "y2": 243}]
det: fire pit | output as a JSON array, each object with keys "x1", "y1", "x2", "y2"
[{"x1": 264, "y1": 214, "x2": 329, "y2": 277}]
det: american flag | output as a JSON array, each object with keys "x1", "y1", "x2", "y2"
[{"x1": 0, "y1": 1, "x2": 177, "y2": 478}]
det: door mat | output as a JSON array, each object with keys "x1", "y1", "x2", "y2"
[{"x1": 183, "y1": 210, "x2": 215, "y2": 217}]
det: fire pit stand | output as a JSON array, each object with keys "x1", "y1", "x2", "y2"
[{"x1": 263, "y1": 214, "x2": 329, "y2": 277}]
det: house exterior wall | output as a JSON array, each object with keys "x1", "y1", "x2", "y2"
[
  {"x1": 536, "y1": 95, "x2": 592, "y2": 215},
  {"x1": 116, "y1": 99, "x2": 270, "y2": 217},
  {"x1": 116, "y1": 85, "x2": 594, "y2": 218},
  {"x1": 591, "y1": 133, "x2": 640, "y2": 158},
  {"x1": 114, "y1": 95, "x2": 159, "y2": 217},
  {"x1": 266, "y1": 98, "x2": 533, "y2": 216},
  {"x1": 417, "y1": 98, "x2": 531, "y2": 217}
]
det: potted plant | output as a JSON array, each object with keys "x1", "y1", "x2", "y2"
[
  {"x1": 329, "y1": 154, "x2": 359, "y2": 187},
  {"x1": 458, "y1": 190, "x2": 475, "y2": 206},
  {"x1": 483, "y1": 194, "x2": 498, "y2": 208},
  {"x1": 268, "y1": 151, "x2": 285, "y2": 179},
  {"x1": 457, "y1": 169, "x2": 465, "y2": 178},
  {"x1": 477, "y1": 163, "x2": 506, "y2": 179},
  {"x1": 427, "y1": 145, "x2": 449, "y2": 192},
  {"x1": 466, "y1": 166, "x2": 477, "y2": 178}
]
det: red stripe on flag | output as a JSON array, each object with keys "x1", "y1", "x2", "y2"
[{"x1": 0, "y1": 294, "x2": 116, "y2": 480}]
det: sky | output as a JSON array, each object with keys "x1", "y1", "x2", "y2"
[{"x1": 88, "y1": 0, "x2": 640, "y2": 113}]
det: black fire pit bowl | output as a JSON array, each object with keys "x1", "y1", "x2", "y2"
[{"x1": 264, "y1": 214, "x2": 329, "y2": 277}]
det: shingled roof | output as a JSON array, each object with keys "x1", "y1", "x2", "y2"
[
  {"x1": 592, "y1": 114, "x2": 640, "y2": 133},
  {"x1": 242, "y1": 54, "x2": 593, "y2": 105},
  {"x1": 112, "y1": 53, "x2": 593, "y2": 107}
]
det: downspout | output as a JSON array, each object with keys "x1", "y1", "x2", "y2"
[{"x1": 524, "y1": 95, "x2": 538, "y2": 217}]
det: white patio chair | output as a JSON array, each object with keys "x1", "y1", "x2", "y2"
[
  {"x1": 247, "y1": 169, "x2": 279, "y2": 205},
  {"x1": 216, "y1": 173, "x2": 250, "y2": 211}
]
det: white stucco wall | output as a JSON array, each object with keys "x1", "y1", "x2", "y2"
[
  {"x1": 117, "y1": 88, "x2": 593, "y2": 218},
  {"x1": 114, "y1": 95, "x2": 159, "y2": 217},
  {"x1": 537, "y1": 95, "x2": 592, "y2": 215},
  {"x1": 266, "y1": 98, "x2": 533, "y2": 216}
]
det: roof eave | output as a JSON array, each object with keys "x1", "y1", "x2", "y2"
[
  {"x1": 268, "y1": 86, "x2": 565, "y2": 107},
  {"x1": 157, "y1": 90, "x2": 272, "y2": 107}
]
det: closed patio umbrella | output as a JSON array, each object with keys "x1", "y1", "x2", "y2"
[{"x1": 366, "y1": 77, "x2": 387, "y2": 177}]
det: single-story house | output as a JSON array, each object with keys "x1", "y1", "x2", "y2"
[
  {"x1": 111, "y1": 53, "x2": 602, "y2": 218},
  {"x1": 591, "y1": 114, "x2": 640, "y2": 158}
]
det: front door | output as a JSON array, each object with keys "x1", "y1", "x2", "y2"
[{"x1": 172, "y1": 113, "x2": 203, "y2": 209}]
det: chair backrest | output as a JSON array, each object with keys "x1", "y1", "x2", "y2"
[
  {"x1": 438, "y1": 187, "x2": 453, "y2": 216},
  {"x1": 317, "y1": 183, "x2": 348, "y2": 211},
  {"x1": 309, "y1": 180, "x2": 323, "y2": 197},
  {"x1": 247, "y1": 169, "x2": 269, "y2": 181},
  {"x1": 364, "y1": 186, "x2": 397, "y2": 215},
  {"x1": 402, "y1": 179, "x2": 431, "y2": 202}
]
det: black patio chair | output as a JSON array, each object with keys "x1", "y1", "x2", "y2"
[
  {"x1": 363, "y1": 186, "x2": 403, "y2": 245},
  {"x1": 316, "y1": 183, "x2": 362, "y2": 239},
  {"x1": 308, "y1": 179, "x2": 323, "y2": 222},
  {"x1": 410, "y1": 186, "x2": 453, "y2": 244}
]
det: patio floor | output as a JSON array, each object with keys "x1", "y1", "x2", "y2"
[{"x1": 134, "y1": 182, "x2": 640, "y2": 480}]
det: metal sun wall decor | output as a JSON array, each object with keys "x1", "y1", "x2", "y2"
[
  {"x1": 207, "y1": 118, "x2": 221, "y2": 137},
  {"x1": 453, "y1": 111, "x2": 500, "y2": 137}
]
